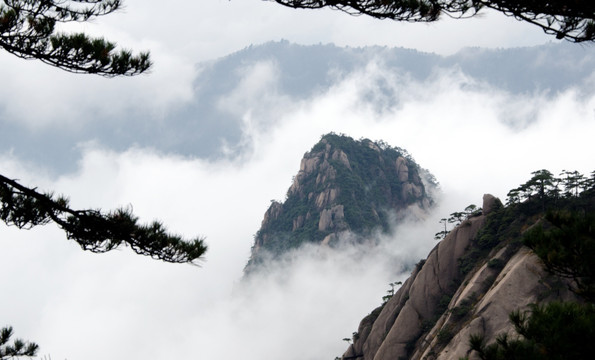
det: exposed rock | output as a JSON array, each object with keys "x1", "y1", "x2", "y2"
[
  {"x1": 482, "y1": 193, "x2": 499, "y2": 215},
  {"x1": 315, "y1": 164, "x2": 337, "y2": 185},
  {"x1": 261, "y1": 201, "x2": 283, "y2": 228},
  {"x1": 402, "y1": 182, "x2": 423, "y2": 200},
  {"x1": 374, "y1": 215, "x2": 486, "y2": 360},
  {"x1": 396, "y1": 156, "x2": 409, "y2": 182},
  {"x1": 321, "y1": 233, "x2": 335, "y2": 246},
  {"x1": 358, "y1": 264, "x2": 422, "y2": 359},
  {"x1": 301, "y1": 156, "x2": 320, "y2": 174},
  {"x1": 332, "y1": 149, "x2": 351, "y2": 170},
  {"x1": 245, "y1": 133, "x2": 436, "y2": 273},
  {"x1": 315, "y1": 188, "x2": 339, "y2": 209},
  {"x1": 340, "y1": 194, "x2": 581, "y2": 360},
  {"x1": 292, "y1": 215, "x2": 304, "y2": 231},
  {"x1": 318, "y1": 205, "x2": 346, "y2": 232},
  {"x1": 344, "y1": 201, "x2": 487, "y2": 360},
  {"x1": 416, "y1": 246, "x2": 578, "y2": 360}
]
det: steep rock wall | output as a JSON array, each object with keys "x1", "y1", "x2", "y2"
[
  {"x1": 246, "y1": 134, "x2": 436, "y2": 273},
  {"x1": 343, "y1": 195, "x2": 491, "y2": 360},
  {"x1": 341, "y1": 194, "x2": 579, "y2": 360}
]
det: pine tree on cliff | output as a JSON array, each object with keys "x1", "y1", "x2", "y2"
[
  {"x1": 463, "y1": 170, "x2": 595, "y2": 360},
  {"x1": 271, "y1": 0, "x2": 595, "y2": 43}
]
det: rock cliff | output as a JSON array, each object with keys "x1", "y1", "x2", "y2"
[
  {"x1": 340, "y1": 194, "x2": 581, "y2": 360},
  {"x1": 245, "y1": 133, "x2": 436, "y2": 273}
]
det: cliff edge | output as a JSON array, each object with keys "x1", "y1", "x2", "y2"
[{"x1": 341, "y1": 193, "x2": 581, "y2": 360}]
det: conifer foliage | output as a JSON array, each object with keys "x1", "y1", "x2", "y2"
[
  {"x1": 0, "y1": 327, "x2": 38, "y2": 360},
  {"x1": 467, "y1": 302, "x2": 595, "y2": 360},
  {"x1": 462, "y1": 169, "x2": 595, "y2": 360},
  {"x1": 0, "y1": 1, "x2": 208, "y2": 265},
  {"x1": 0, "y1": 3, "x2": 195, "y2": 355},
  {"x1": 0, "y1": 174, "x2": 208, "y2": 264},
  {"x1": 0, "y1": 0, "x2": 151, "y2": 76},
  {"x1": 271, "y1": 1, "x2": 595, "y2": 42}
]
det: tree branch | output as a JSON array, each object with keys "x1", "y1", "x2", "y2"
[{"x1": 0, "y1": 174, "x2": 207, "y2": 264}]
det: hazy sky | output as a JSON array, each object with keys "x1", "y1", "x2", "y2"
[
  {"x1": 1, "y1": 1, "x2": 594, "y2": 360},
  {"x1": 0, "y1": 0, "x2": 556, "y2": 133},
  {"x1": 96, "y1": 0, "x2": 555, "y2": 60}
]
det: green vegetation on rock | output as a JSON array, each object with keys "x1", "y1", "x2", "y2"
[
  {"x1": 246, "y1": 133, "x2": 436, "y2": 271},
  {"x1": 459, "y1": 169, "x2": 595, "y2": 360},
  {"x1": 465, "y1": 301, "x2": 595, "y2": 360},
  {"x1": 342, "y1": 168, "x2": 594, "y2": 360}
]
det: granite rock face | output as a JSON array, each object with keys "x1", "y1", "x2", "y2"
[
  {"x1": 341, "y1": 194, "x2": 579, "y2": 360},
  {"x1": 245, "y1": 133, "x2": 436, "y2": 273}
]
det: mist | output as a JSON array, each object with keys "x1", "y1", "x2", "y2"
[{"x1": 1, "y1": 56, "x2": 593, "y2": 360}]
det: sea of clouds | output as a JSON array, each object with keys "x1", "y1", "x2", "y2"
[{"x1": 1, "y1": 55, "x2": 594, "y2": 359}]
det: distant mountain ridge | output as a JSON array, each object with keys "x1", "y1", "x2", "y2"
[
  {"x1": 199, "y1": 40, "x2": 595, "y2": 100},
  {"x1": 4, "y1": 41, "x2": 594, "y2": 174},
  {"x1": 245, "y1": 133, "x2": 436, "y2": 273}
]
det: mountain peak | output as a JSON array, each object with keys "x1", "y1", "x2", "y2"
[{"x1": 245, "y1": 133, "x2": 436, "y2": 273}]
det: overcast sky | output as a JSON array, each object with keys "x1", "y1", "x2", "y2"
[
  {"x1": 0, "y1": 0, "x2": 556, "y2": 132},
  {"x1": 97, "y1": 0, "x2": 555, "y2": 60},
  {"x1": 1, "y1": 1, "x2": 594, "y2": 360}
]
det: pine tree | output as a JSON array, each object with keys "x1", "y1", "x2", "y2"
[
  {"x1": 0, "y1": 174, "x2": 208, "y2": 264},
  {"x1": 0, "y1": 0, "x2": 151, "y2": 76},
  {"x1": 1, "y1": 2, "x2": 203, "y2": 356},
  {"x1": 270, "y1": 1, "x2": 595, "y2": 42},
  {"x1": 0, "y1": 327, "x2": 38, "y2": 360},
  {"x1": 0, "y1": 1, "x2": 207, "y2": 264}
]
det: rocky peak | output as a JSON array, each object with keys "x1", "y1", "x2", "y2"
[
  {"x1": 245, "y1": 133, "x2": 436, "y2": 273},
  {"x1": 339, "y1": 193, "x2": 582, "y2": 360}
]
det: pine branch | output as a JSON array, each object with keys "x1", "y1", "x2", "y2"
[
  {"x1": 0, "y1": 0, "x2": 151, "y2": 76},
  {"x1": 0, "y1": 326, "x2": 39, "y2": 360},
  {"x1": 0, "y1": 174, "x2": 207, "y2": 264},
  {"x1": 270, "y1": 1, "x2": 595, "y2": 42}
]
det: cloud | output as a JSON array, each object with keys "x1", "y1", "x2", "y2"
[
  {"x1": 0, "y1": 48, "x2": 196, "y2": 129},
  {"x1": 0, "y1": 141, "x2": 438, "y2": 360},
  {"x1": 216, "y1": 59, "x2": 297, "y2": 134},
  {"x1": 111, "y1": 0, "x2": 551, "y2": 60},
  {"x1": 270, "y1": 62, "x2": 594, "y2": 205},
  {"x1": 0, "y1": 0, "x2": 555, "y2": 127},
  {"x1": 1, "y1": 53, "x2": 594, "y2": 360}
]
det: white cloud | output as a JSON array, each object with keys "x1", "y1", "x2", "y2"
[
  {"x1": 0, "y1": 0, "x2": 590, "y2": 358},
  {"x1": 1, "y1": 52, "x2": 594, "y2": 360},
  {"x1": 216, "y1": 59, "x2": 296, "y2": 128},
  {"x1": 0, "y1": 138, "x2": 436, "y2": 360},
  {"x1": 109, "y1": 1, "x2": 551, "y2": 60},
  {"x1": 0, "y1": 0, "x2": 556, "y2": 130},
  {"x1": 274, "y1": 63, "x2": 594, "y2": 203},
  {"x1": 0, "y1": 46, "x2": 195, "y2": 129}
]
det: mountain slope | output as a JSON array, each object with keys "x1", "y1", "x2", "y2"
[{"x1": 340, "y1": 174, "x2": 595, "y2": 360}]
